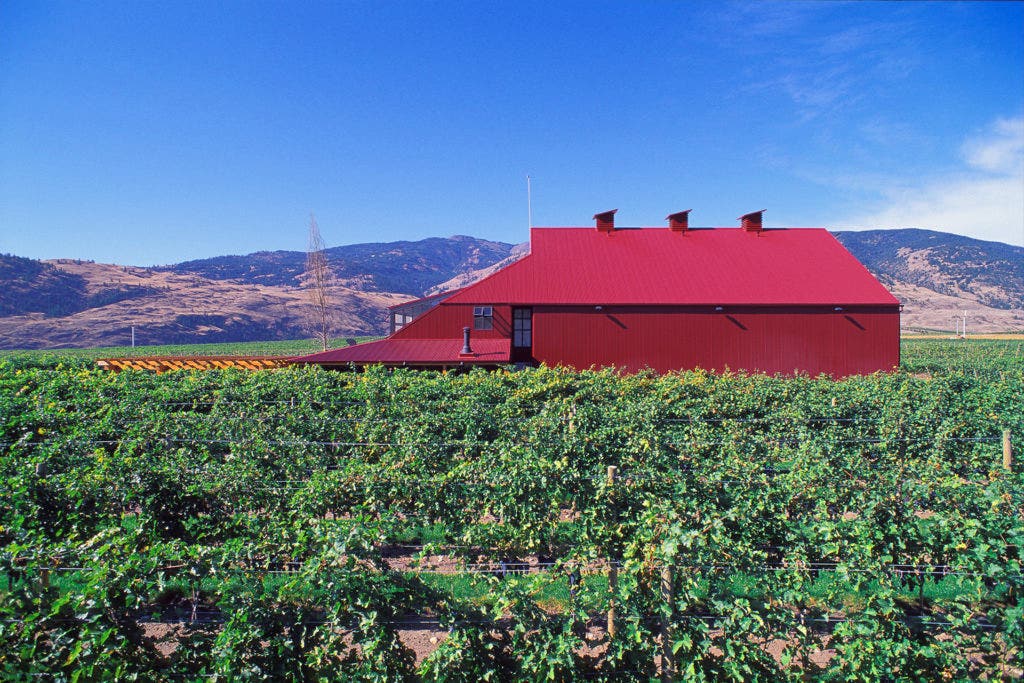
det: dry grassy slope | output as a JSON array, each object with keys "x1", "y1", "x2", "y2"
[
  {"x1": 834, "y1": 229, "x2": 1024, "y2": 333},
  {"x1": 0, "y1": 260, "x2": 409, "y2": 349},
  {"x1": 886, "y1": 281, "x2": 1024, "y2": 333},
  {"x1": 425, "y1": 242, "x2": 531, "y2": 296}
]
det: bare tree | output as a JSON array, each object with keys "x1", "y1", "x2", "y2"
[{"x1": 306, "y1": 213, "x2": 333, "y2": 351}]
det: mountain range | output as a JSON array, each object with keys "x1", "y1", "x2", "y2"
[{"x1": 1, "y1": 228, "x2": 1021, "y2": 349}]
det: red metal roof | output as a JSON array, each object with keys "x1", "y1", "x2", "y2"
[
  {"x1": 292, "y1": 338, "x2": 511, "y2": 365},
  {"x1": 442, "y1": 227, "x2": 899, "y2": 307}
]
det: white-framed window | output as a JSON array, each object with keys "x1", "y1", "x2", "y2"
[
  {"x1": 473, "y1": 306, "x2": 493, "y2": 330},
  {"x1": 391, "y1": 312, "x2": 413, "y2": 332}
]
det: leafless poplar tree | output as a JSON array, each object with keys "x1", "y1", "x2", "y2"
[{"x1": 306, "y1": 213, "x2": 332, "y2": 351}]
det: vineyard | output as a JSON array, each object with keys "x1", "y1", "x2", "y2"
[{"x1": 1, "y1": 340, "x2": 1022, "y2": 680}]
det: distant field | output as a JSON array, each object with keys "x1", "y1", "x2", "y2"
[
  {"x1": 903, "y1": 333, "x2": 1024, "y2": 340},
  {"x1": 900, "y1": 337, "x2": 1022, "y2": 374},
  {"x1": 0, "y1": 337, "x2": 380, "y2": 365}
]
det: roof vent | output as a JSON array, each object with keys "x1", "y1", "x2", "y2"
[
  {"x1": 594, "y1": 209, "x2": 617, "y2": 232},
  {"x1": 667, "y1": 210, "x2": 691, "y2": 232},
  {"x1": 739, "y1": 210, "x2": 765, "y2": 232}
]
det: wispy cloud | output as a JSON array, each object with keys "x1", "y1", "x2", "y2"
[
  {"x1": 857, "y1": 118, "x2": 927, "y2": 148},
  {"x1": 714, "y1": 2, "x2": 921, "y2": 122},
  {"x1": 751, "y1": 67, "x2": 859, "y2": 123},
  {"x1": 839, "y1": 116, "x2": 1024, "y2": 245},
  {"x1": 708, "y1": 2, "x2": 823, "y2": 40},
  {"x1": 815, "y1": 25, "x2": 880, "y2": 56},
  {"x1": 962, "y1": 117, "x2": 1024, "y2": 174}
]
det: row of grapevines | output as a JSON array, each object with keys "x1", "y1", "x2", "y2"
[{"x1": 1, "y1": 355, "x2": 1021, "y2": 679}]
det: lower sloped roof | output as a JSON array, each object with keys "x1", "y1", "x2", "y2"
[{"x1": 291, "y1": 338, "x2": 511, "y2": 366}]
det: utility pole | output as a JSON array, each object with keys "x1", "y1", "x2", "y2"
[
  {"x1": 131, "y1": 325, "x2": 135, "y2": 348},
  {"x1": 526, "y1": 174, "x2": 533, "y2": 229}
]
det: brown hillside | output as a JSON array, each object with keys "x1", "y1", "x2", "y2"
[
  {"x1": 0, "y1": 260, "x2": 408, "y2": 349},
  {"x1": 888, "y1": 281, "x2": 1024, "y2": 334},
  {"x1": 425, "y1": 242, "x2": 530, "y2": 296}
]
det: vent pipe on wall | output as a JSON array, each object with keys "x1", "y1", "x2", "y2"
[
  {"x1": 594, "y1": 209, "x2": 618, "y2": 232},
  {"x1": 739, "y1": 210, "x2": 765, "y2": 232},
  {"x1": 667, "y1": 210, "x2": 692, "y2": 232},
  {"x1": 461, "y1": 326, "x2": 473, "y2": 355}
]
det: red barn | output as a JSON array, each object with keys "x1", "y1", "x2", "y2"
[{"x1": 293, "y1": 211, "x2": 901, "y2": 377}]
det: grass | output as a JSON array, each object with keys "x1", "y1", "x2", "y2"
[
  {"x1": 388, "y1": 522, "x2": 451, "y2": 546},
  {"x1": 8, "y1": 337, "x2": 379, "y2": 358},
  {"x1": 900, "y1": 337, "x2": 1024, "y2": 374},
  {"x1": 0, "y1": 337, "x2": 382, "y2": 369},
  {"x1": 5, "y1": 568, "x2": 993, "y2": 622}
]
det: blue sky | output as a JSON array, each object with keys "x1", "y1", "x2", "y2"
[{"x1": 1, "y1": 1, "x2": 1022, "y2": 265}]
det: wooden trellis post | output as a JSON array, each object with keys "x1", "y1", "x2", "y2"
[
  {"x1": 1004, "y1": 429, "x2": 1013, "y2": 471},
  {"x1": 661, "y1": 564, "x2": 675, "y2": 682},
  {"x1": 607, "y1": 465, "x2": 617, "y2": 639}
]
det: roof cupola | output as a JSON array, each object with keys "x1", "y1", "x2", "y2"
[
  {"x1": 740, "y1": 210, "x2": 765, "y2": 232},
  {"x1": 594, "y1": 209, "x2": 618, "y2": 232},
  {"x1": 667, "y1": 210, "x2": 692, "y2": 232}
]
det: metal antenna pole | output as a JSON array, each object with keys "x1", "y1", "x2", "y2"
[{"x1": 527, "y1": 175, "x2": 533, "y2": 229}]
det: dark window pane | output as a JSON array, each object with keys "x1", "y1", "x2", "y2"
[
  {"x1": 513, "y1": 308, "x2": 532, "y2": 348},
  {"x1": 473, "y1": 305, "x2": 493, "y2": 330}
]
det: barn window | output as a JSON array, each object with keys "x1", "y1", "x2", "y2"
[
  {"x1": 513, "y1": 308, "x2": 532, "y2": 348},
  {"x1": 473, "y1": 306, "x2": 493, "y2": 330},
  {"x1": 391, "y1": 312, "x2": 413, "y2": 332}
]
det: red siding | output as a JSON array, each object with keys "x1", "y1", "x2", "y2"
[
  {"x1": 532, "y1": 305, "x2": 899, "y2": 377},
  {"x1": 391, "y1": 303, "x2": 513, "y2": 340}
]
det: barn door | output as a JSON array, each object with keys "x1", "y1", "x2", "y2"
[{"x1": 512, "y1": 307, "x2": 533, "y2": 362}]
